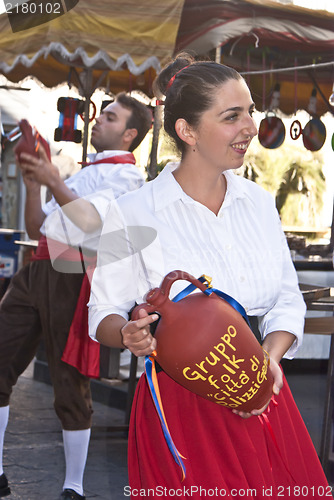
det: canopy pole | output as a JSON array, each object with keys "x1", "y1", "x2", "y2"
[
  {"x1": 82, "y1": 96, "x2": 91, "y2": 163},
  {"x1": 147, "y1": 104, "x2": 162, "y2": 180},
  {"x1": 79, "y1": 68, "x2": 93, "y2": 164},
  {"x1": 79, "y1": 69, "x2": 109, "y2": 163},
  {"x1": 215, "y1": 46, "x2": 221, "y2": 63}
]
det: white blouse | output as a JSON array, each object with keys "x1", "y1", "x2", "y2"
[{"x1": 88, "y1": 163, "x2": 306, "y2": 358}]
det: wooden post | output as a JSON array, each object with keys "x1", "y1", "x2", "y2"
[
  {"x1": 80, "y1": 69, "x2": 93, "y2": 164},
  {"x1": 147, "y1": 104, "x2": 162, "y2": 180}
]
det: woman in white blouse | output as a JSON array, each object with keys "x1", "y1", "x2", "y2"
[{"x1": 89, "y1": 53, "x2": 329, "y2": 497}]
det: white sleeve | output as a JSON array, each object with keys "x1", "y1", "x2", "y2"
[
  {"x1": 258, "y1": 214, "x2": 306, "y2": 359},
  {"x1": 88, "y1": 200, "x2": 143, "y2": 340}
]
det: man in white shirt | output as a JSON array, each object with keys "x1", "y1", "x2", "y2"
[{"x1": 0, "y1": 93, "x2": 152, "y2": 500}]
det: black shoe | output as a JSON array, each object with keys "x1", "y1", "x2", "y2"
[
  {"x1": 0, "y1": 474, "x2": 10, "y2": 497},
  {"x1": 60, "y1": 489, "x2": 85, "y2": 500}
]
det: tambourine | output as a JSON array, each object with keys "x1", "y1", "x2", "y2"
[
  {"x1": 258, "y1": 113, "x2": 286, "y2": 149},
  {"x1": 14, "y1": 119, "x2": 51, "y2": 161},
  {"x1": 132, "y1": 270, "x2": 273, "y2": 412}
]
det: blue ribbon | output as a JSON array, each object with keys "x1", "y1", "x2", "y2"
[
  {"x1": 145, "y1": 356, "x2": 186, "y2": 479},
  {"x1": 172, "y1": 276, "x2": 250, "y2": 326}
]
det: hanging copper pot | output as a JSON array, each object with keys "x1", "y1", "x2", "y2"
[
  {"x1": 298, "y1": 88, "x2": 327, "y2": 152},
  {"x1": 258, "y1": 84, "x2": 286, "y2": 149},
  {"x1": 302, "y1": 117, "x2": 327, "y2": 152},
  {"x1": 290, "y1": 117, "x2": 326, "y2": 151},
  {"x1": 258, "y1": 111, "x2": 286, "y2": 149}
]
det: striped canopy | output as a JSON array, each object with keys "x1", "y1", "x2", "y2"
[
  {"x1": 0, "y1": 0, "x2": 333, "y2": 116},
  {"x1": 0, "y1": 0, "x2": 184, "y2": 93}
]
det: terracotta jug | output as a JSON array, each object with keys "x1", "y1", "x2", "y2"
[{"x1": 133, "y1": 270, "x2": 273, "y2": 412}]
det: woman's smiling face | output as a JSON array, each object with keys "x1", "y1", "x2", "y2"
[{"x1": 192, "y1": 78, "x2": 258, "y2": 172}]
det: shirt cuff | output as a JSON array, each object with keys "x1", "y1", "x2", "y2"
[{"x1": 88, "y1": 306, "x2": 129, "y2": 341}]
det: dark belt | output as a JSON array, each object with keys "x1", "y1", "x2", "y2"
[{"x1": 247, "y1": 315, "x2": 261, "y2": 343}]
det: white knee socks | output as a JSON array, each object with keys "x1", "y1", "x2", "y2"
[
  {"x1": 0, "y1": 409, "x2": 91, "y2": 494},
  {"x1": 62, "y1": 428, "x2": 91, "y2": 496},
  {"x1": 0, "y1": 406, "x2": 9, "y2": 476}
]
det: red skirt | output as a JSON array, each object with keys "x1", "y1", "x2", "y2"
[{"x1": 128, "y1": 370, "x2": 330, "y2": 499}]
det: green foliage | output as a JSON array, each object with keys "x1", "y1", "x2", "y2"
[{"x1": 243, "y1": 143, "x2": 326, "y2": 227}]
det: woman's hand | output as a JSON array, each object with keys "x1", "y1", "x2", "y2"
[
  {"x1": 121, "y1": 308, "x2": 158, "y2": 357},
  {"x1": 232, "y1": 357, "x2": 283, "y2": 419}
]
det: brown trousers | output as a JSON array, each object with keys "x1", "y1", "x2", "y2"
[{"x1": 0, "y1": 260, "x2": 93, "y2": 430}]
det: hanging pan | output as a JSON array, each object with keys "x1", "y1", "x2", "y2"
[
  {"x1": 290, "y1": 88, "x2": 327, "y2": 152},
  {"x1": 258, "y1": 83, "x2": 285, "y2": 149}
]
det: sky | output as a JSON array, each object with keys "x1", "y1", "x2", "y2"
[
  {"x1": 274, "y1": 0, "x2": 334, "y2": 11},
  {"x1": 293, "y1": 0, "x2": 334, "y2": 11}
]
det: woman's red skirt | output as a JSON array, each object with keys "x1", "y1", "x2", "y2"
[{"x1": 128, "y1": 370, "x2": 331, "y2": 499}]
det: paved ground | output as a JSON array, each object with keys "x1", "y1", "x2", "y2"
[
  {"x1": 3, "y1": 362, "x2": 128, "y2": 499},
  {"x1": 1, "y1": 360, "x2": 331, "y2": 499}
]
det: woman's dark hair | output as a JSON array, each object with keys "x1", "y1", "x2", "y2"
[
  {"x1": 116, "y1": 92, "x2": 152, "y2": 152},
  {"x1": 153, "y1": 53, "x2": 243, "y2": 154}
]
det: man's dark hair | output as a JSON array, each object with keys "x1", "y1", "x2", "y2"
[{"x1": 116, "y1": 93, "x2": 152, "y2": 152}]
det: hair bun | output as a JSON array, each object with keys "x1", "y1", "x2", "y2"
[{"x1": 154, "y1": 52, "x2": 195, "y2": 97}]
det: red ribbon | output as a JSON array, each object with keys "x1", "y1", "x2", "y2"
[
  {"x1": 79, "y1": 153, "x2": 135, "y2": 167},
  {"x1": 257, "y1": 397, "x2": 296, "y2": 483},
  {"x1": 166, "y1": 66, "x2": 190, "y2": 91}
]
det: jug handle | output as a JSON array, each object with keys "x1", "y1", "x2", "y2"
[
  {"x1": 131, "y1": 302, "x2": 157, "y2": 321},
  {"x1": 159, "y1": 270, "x2": 210, "y2": 297},
  {"x1": 131, "y1": 270, "x2": 210, "y2": 321}
]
